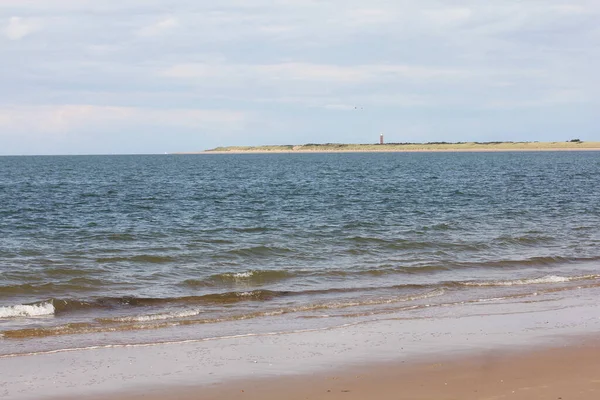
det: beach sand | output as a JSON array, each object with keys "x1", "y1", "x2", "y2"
[
  {"x1": 85, "y1": 340, "x2": 600, "y2": 400},
  {"x1": 6, "y1": 290, "x2": 600, "y2": 399}
]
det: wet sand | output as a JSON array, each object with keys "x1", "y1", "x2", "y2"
[
  {"x1": 88, "y1": 340, "x2": 600, "y2": 400},
  {"x1": 5, "y1": 291, "x2": 600, "y2": 400}
]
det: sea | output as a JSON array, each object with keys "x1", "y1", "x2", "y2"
[{"x1": 1, "y1": 151, "x2": 600, "y2": 357}]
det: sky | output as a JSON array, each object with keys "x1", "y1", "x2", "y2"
[{"x1": 0, "y1": 0, "x2": 599, "y2": 155}]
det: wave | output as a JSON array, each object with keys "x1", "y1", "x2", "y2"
[
  {"x1": 182, "y1": 269, "x2": 294, "y2": 287},
  {"x1": 95, "y1": 255, "x2": 175, "y2": 263},
  {"x1": 10, "y1": 254, "x2": 588, "y2": 299},
  {"x1": 183, "y1": 265, "x2": 452, "y2": 287},
  {"x1": 0, "y1": 278, "x2": 107, "y2": 296},
  {"x1": 285, "y1": 289, "x2": 445, "y2": 312},
  {"x1": 98, "y1": 309, "x2": 205, "y2": 323},
  {"x1": 442, "y1": 255, "x2": 600, "y2": 272},
  {"x1": 460, "y1": 274, "x2": 599, "y2": 287},
  {"x1": 3, "y1": 272, "x2": 598, "y2": 339},
  {"x1": 197, "y1": 256, "x2": 597, "y2": 283},
  {"x1": 494, "y1": 235, "x2": 555, "y2": 246},
  {"x1": 221, "y1": 246, "x2": 293, "y2": 258},
  {"x1": 107, "y1": 233, "x2": 136, "y2": 241},
  {"x1": 0, "y1": 297, "x2": 154, "y2": 318},
  {"x1": 343, "y1": 235, "x2": 484, "y2": 252},
  {"x1": 1, "y1": 289, "x2": 446, "y2": 339},
  {"x1": 112, "y1": 290, "x2": 444, "y2": 324},
  {"x1": 230, "y1": 227, "x2": 276, "y2": 233},
  {"x1": 343, "y1": 236, "x2": 440, "y2": 251},
  {"x1": 421, "y1": 223, "x2": 455, "y2": 231},
  {"x1": 11, "y1": 290, "x2": 293, "y2": 316},
  {"x1": 6, "y1": 271, "x2": 596, "y2": 318},
  {"x1": 305, "y1": 265, "x2": 451, "y2": 278},
  {"x1": 2, "y1": 270, "x2": 596, "y2": 327},
  {"x1": 42, "y1": 267, "x2": 101, "y2": 277},
  {"x1": 0, "y1": 303, "x2": 55, "y2": 318},
  {"x1": 1, "y1": 283, "x2": 432, "y2": 319}
]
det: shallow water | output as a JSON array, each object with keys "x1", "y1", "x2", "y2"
[{"x1": 1, "y1": 152, "x2": 600, "y2": 355}]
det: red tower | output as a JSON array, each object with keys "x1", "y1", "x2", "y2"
[{"x1": 379, "y1": 134, "x2": 384, "y2": 145}]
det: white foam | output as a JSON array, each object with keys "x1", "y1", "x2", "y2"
[
  {"x1": 463, "y1": 274, "x2": 597, "y2": 287},
  {"x1": 231, "y1": 271, "x2": 254, "y2": 279},
  {"x1": 108, "y1": 309, "x2": 202, "y2": 323},
  {"x1": 283, "y1": 289, "x2": 446, "y2": 313},
  {"x1": 0, "y1": 303, "x2": 55, "y2": 318},
  {"x1": 218, "y1": 271, "x2": 256, "y2": 280}
]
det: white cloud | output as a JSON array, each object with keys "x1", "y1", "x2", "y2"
[
  {"x1": 4, "y1": 16, "x2": 41, "y2": 40},
  {"x1": 255, "y1": 93, "x2": 434, "y2": 109},
  {"x1": 1, "y1": 0, "x2": 599, "y2": 153},
  {"x1": 424, "y1": 7, "x2": 472, "y2": 26},
  {"x1": 258, "y1": 25, "x2": 294, "y2": 34},
  {"x1": 322, "y1": 104, "x2": 357, "y2": 111},
  {"x1": 550, "y1": 4, "x2": 587, "y2": 15},
  {"x1": 342, "y1": 8, "x2": 397, "y2": 25},
  {"x1": 0, "y1": 105, "x2": 247, "y2": 134},
  {"x1": 482, "y1": 89, "x2": 588, "y2": 110},
  {"x1": 135, "y1": 17, "x2": 179, "y2": 37},
  {"x1": 162, "y1": 62, "x2": 466, "y2": 84},
  {"x1": 86, "y1": 44, "x2": 122, "y2": 56}
]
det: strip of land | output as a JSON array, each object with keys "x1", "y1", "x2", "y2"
[{"x1": 192, "y1": 141, "x2": 600, "y2": 153}]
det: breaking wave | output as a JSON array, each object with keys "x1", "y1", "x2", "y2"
[
  {"x1": 0, "y1": 303, "x2": 55, "y2": 318},
  {"x1": 1, "y1": 289, "x2": 445, "y2": 339},
  {"x1": 460, "y1": 274, "x2": 599, "y2": 287},
  {"x1": 182, "y1": 269, "x2": 294, "y2": 287}
]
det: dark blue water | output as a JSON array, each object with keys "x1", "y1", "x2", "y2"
[{"x1": 1, "y1": 152, "x2": 600, "y2": 354}]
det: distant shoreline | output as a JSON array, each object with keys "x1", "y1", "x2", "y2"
[{"x1": 178, "y1": 141, "x2": 600, "y2": 154}]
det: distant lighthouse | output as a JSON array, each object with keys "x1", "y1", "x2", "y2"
[{"x1": 379, "y1": 134, "x2": 384, "y2": 145}]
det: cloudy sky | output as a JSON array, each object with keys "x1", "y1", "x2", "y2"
[{"x1": 1, "y1": 0, "x2": 598, "y2": 155}]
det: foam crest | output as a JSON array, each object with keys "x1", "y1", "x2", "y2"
[
  {"x1": 462, "y1": 274, "x2": 598, "y2": 287},
  {"x1": 102, "y1": 309, "x2": 202, "y2": 323},
  {"x1": 231, "y1": 271, "x2": 254, "y2": 278},
  {"x1": 211, "y1": 269, "x2": 293, "y2": 283},
  {"x1": 0, "y1": 303, "x2": 55, "y2": 318}
]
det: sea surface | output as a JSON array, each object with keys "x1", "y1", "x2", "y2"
[{"x1": 1, "y1": 152, "x2": 600, "y2": 357}]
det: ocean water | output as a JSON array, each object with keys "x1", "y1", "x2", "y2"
[{"x1": 1, "y1": 152, "x2": 600, "y2": 356}]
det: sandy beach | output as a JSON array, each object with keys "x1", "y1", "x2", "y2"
[
  {"x1": 88, "y1": 341, "x2": 600, "y2": 400},
  {"x1": 5, "y1": 287, "x2": 600, "y2": 400}
]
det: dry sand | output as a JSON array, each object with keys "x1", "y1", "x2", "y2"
[{"x1": 88, "y1": 339, "x2": 600, "y2": 400}]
